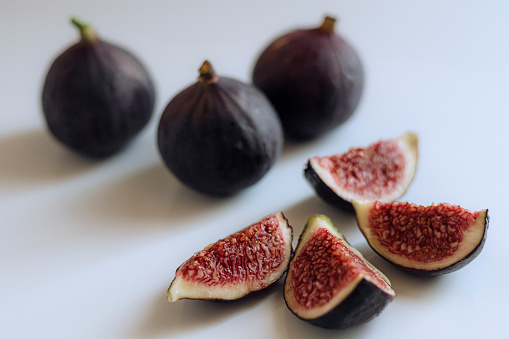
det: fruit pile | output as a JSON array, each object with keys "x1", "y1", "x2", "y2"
[
  {"x1": 41, "y1": 16, "x2": 362, "y2": 195},
  {"x1": 41, "y1": 16, "x2": 489, "y2": 330},
  {"x1": 166, "y1": 134, "x2": 488, "y2": 329}
]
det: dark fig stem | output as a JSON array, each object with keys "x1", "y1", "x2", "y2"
[
  {"x1": 319, "y1": 16, "x2": 336, "y2": 33},
  {"x1": 71, "y1": 17, "x2": 97, "y2": 43},
  {"x1": 198, "y1": 60, "x2": 219, "y2": 83}
]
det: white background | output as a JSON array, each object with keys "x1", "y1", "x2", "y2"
[{"x1": 1, "y1": 1, "x2": 507, "y2": 338}]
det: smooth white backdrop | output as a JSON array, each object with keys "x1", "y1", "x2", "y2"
[{"x1": 1, "y1": 1, "x2": 507, "y2": 338}]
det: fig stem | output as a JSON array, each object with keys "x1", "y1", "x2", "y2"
[
  {"x1": 319, "y1": 16, "x2": 336, "y2": 33},
  {"x1": 71, "y1": 17, "x2": 97, "y2": 43},
  {"x1": 198, "y1": 60, "x2": 218, "y2": 83}
]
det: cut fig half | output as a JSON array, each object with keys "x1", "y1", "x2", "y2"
[
  {"x1": 168, "y1": 212, "x2": 293, "y2": 302},
  {"x1": 305, "y1": 132, "x2": 418, "y2": 211},
  {"x1": 353, "y1": 201, "x2": 489, "y2": 275},
  {"x1": 284, "y1": 215, "x2": 395, "y2": 329}
]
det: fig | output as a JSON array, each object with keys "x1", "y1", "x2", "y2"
[
  {"x1": 42, "y1": 17, "x2": 155, "y2": 158},
  {"x1": 167, "y1": 212, "x2": 293, "y2": 302},
  {"x1": 252, "y1": 16, "x2": 364, "y2": 140},
  {"x1": 353, "y1": 201, "x2": 489, "y2": 275},
  {"x1": 305, "y1": 132, "x2": 418, "y2": 212},
  {"x1": 284, "y1": 215, "x2": 395, "y2": 329},
  {"x1": 157, "y1": 60, "x2": 284, "y2": 196}
]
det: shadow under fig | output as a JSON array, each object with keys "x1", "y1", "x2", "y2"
[
  {"x1": 74, "y1": 163, "x2": 239, "y2": 228},
  {"x1": 0, "y1": 129, "x2": 96, "y2": 194},
  {"x1": 132, "y1": 194, "x2": 446, "y2": 338},
  {"x1": 282, "y1": 305, "x2": 373, "y2": 339},
  {"x1": 279, "y1": 123, "x2": 349, "y2": 161},
  {"x1": 353, "y1": 241, "x2": 443, "y2": 299},
  {"x1": 135, "y1": 280, "x2": 282, "y2": 338}
]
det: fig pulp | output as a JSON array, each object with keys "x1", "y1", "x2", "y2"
[
  {"x1": 158, "y1": 60, "x2": 284, "y2": 196},
  {"x1": 167, "y1": 212, "x2": 293, "y2": 302},
  {"x1": 284, "y1": 215, "x2": 395, "y2": 329},
  {"x1": 353, "y1": 201, "x2": 489, "y2": 275},
  {"x1": 42, "y1": 17, "x2": 155, "y2": 158},
  {"x1": 305, "y1": 132, "x2": 418, "y2": 212},
  {"x1": 252, "y1": 16, "x2": 364, "y2": 140}
]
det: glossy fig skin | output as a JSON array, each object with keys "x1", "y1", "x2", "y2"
[
  {"x1": 157, "y1": 61, "x2": 283, "y2": 196},
  {"x1": 284, "y1": 215, "x2": 395, "y2": 329},
  {"x1": 252, "y1": 16, "x2": 364, "y2": 140},
  {"x1": 42, "y1": 19, "x2": 155, "y2": 158},
  {"x1": 304, "y1": 163, "x2": 355, "y2": 212},
  {"x1": 306, "y1": 279, "x2": 394, "y2": 329}
]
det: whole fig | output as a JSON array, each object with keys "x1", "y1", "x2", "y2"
[
  {"x1": 42, "y1": 17, "x2": 155, "y2": 158},
  {"x1": 157, "y1": 60, "x2": 283, "y2": 196},
  {"x1": 252, "y1": 16, "x2": 364, "y2": 140}
]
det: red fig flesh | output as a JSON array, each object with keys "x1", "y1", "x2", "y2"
[
  {"x1": 305, "y1": 132, "x2": 418, "y2": 211},
  {"x1": 353, "y1": 201, "x2": 489, "y2": 275},
  {"x1": 168, "y1": 212, "x2": 293, "y2": 301},
  {"x1": 284, "y1": 215, "x2": 395, "y2": 329}
]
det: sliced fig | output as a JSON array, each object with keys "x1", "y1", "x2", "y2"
[
  {"x1": 168, "y1": 212, "x2": 293, "y2": 302},
  {"x1": 352, "y1": 201, "x2": 489, "y2": 275},
  {"x1": 284, "y1": 215, "x2": 395, "y2": 329},
  {"x1": 305, "y1": 132, "x2": 418, "y2": 212}
]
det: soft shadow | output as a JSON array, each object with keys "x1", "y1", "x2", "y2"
[
  {"x1": 279, "y1": 125, "x2": 346, "y2": 161},
  {"x1": 132, "y1": 291, "x2": 184, "y2": 339},
  {"x1": 385, "y1": 267, "x2": 442, "y2": 299},
  {"x1": 280, "y1": 137, "x2": 320, "y2": 160},
  {"x1": 268, "y1": 278, "x2": 372, "y2": 339},
  {"x1": 76, "y1": 164, "x2": 238, "y2": 226},
  {"x1": 135, "y1": 281, "x2": 282, "y2": 338},
  {"x1": 365, "y1": 251, "x2": 443, "y2": 299},
  {"x1": 281, "y1": 307, "x2": 373, "y2": 339},
  {"x1": 0, "y1": 129, "x2": 95, "y2": 194},
  {"x1": 133, "y1": 195, "x2": 443, "y2": 339}
]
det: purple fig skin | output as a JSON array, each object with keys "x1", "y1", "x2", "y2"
[
  {"x1": 304, "y1": 161, "x2": 355, "y2": 212},
  {"x1": 299, "y1": 279, "x2": 394, "y2": 329},
  {"x1": 42, "y1": 18, "x2": 155, "y2": 158},
  {"x1": 157, "y1": 61, "x2": 283, "y2": 196},
  {"x1": 252, "y1": 16, "x2": 364, "y2": 140},
  {"x1": 283, "y1": 215, "x2": 395, "y2": 329}
]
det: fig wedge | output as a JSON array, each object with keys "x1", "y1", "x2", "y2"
[
  {"x1": 353, "y1": 201, "x2": 489, "y2": 275},
  {"x1": 168, "y1": 212, "x2": 293, "y2": 302},
  {"x1": 284, "y1": 215, "x2": 395, "y2": 329},
  {"x1": 305, "y1": 132, "x2": 418, "y2": 212}
]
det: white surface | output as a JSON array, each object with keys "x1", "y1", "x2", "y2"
[{"x1": 1, "y1": 1, "x2": 507, "y2": 338}]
